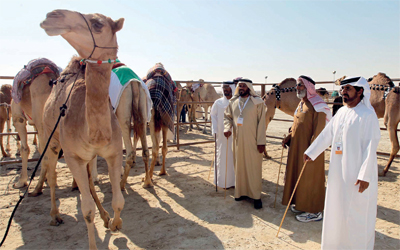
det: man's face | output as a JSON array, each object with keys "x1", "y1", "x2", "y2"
[
  {"x1": 341, "y1": 84, "x2": 362, "y2": 103},
  {"x1": 296, "y1": 79, "x2": 307, "y2": 99},
  {"x1": 222, "y1": 84, "x2": 232, "y2": 97},
  {"x1": 238, "y1": 82, "x2": 250, "y2": 97}
]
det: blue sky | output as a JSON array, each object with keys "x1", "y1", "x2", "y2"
[{"x1": 0, "y1": 0, "x2": 399, "y2": 90}]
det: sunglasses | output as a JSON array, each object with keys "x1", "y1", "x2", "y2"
[{"x1": 296, "y1": 83, "x2": 304, "y2": 87}]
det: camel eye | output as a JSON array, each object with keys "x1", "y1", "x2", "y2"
[{"x1": 91, "y1": 21, "x2": 104, "y2": 32}]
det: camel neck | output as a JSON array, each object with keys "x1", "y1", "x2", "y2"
[{"x1": 85, "y1": 62, "x2": 113, "y2": 144}]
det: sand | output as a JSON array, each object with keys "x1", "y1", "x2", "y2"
[{"x1": 0, "y1": 110, "x2": 398, "y2": 249}]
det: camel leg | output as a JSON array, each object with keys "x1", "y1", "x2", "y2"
[
  {"x1": 13, "y1": 116, "x2": 29, "y2": 188},
  {"x1": 67, "y1": 157, "x2": 97, "y2": 249},
  {"x1": 380, "y1": 121, "x2": 399, "y2": 176},
  {"x1": 263, "y1": 107, "x2": 276, "y2": 159},
  {"x1": 202, "y1": 105, "x2": 208, "y2": 134},
  {"x1": 105, "y1": 155, "x2": 124, "y2": 232},
  {"x1": 44, "y1": 148, "x2": 64, "y2": 226},
  {"x1": 29, "y1": 128, "x2": 50, "y2": 196},
  {"x1": 159, "y1": 126, "x2": 168, "y2": 176},
  {"x1": 138, "y1": 121, "x2": 151, "y2": 188},
  {"x1": 119, "y1": 113, "x2": 135, "y2": 191},
  {"x1": 148, "y1": 113, "x2": 160, "y2": 184},
  {"x1": 87, "y1": 158, "x2": 110, "y2": 228},
  {"x1": 0, "y1": 118, "x2": 9, "y2": 157},
  {"x1": 32, "y1": 126, "x2": 38, "y2": 146},
  {"x1": 5, "y1": 112, "x2": 11, "y2": 152},
  {"x1": 91, "y1": 156, "x2": 99, "y2": 184}
]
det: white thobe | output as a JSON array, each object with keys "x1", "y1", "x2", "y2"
[
  {"x1": 210, "y1": 97, "x2": 235, "y2": 188},
  {"x1": 305, "y1": 102, "x2": 380, "y2": 250}
]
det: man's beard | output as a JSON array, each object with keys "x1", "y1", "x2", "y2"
[
  {"x1": 239, "y1": 89, "x2": 250, "y2": 97},
  {"x1": 224, "y1": 90, "x2": 231, "y2": 97},
  {"x1": 296, "y1": 89, "x2": 307, "y2": 99},
  {"x1": 343, "y1": 93, "x2": 355, "y2": 103}
]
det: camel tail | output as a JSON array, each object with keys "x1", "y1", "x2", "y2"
[
  {"x1": 154, "y1": 109, "x2": 162, "y2": 133},
  {"x1": 131, "y1": 81, "x2": 145, "y2": 139}
]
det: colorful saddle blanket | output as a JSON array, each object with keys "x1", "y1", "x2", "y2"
[
  {"x1": 12, "y1": 58, "x2": 60, "y2": 104},
  {"x1": 109, "y1": 65, "x2": 152, "y2": 122},
  {"x1": 145, "y1": 64, "x2": 176, "y2": 132}
]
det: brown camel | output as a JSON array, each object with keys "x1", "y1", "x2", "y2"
[
  {"x1": 316, "y1": 87, "x2": 330, "y2": 102},
  {"x1": 190, "y1": 80, "x2": 220, "y2": 134},
  {"x1": 145, "y1": 63, "x2": 176, "y2": 182},
  {"x1": 176, "y1": 85, "x2": 196, "y2": 130},
  {"x1": 0, "y1": 84, "x2": 12, "y2": 157},
  {"x1": 39, "y1": 9, "x2": 125, "y2": 249},
  {"x1": 262, "y1": 78, "x2": 299, "y2": 158},
  {"x1": 11, "y1": 66, "x2": 57, "y2": 189}
]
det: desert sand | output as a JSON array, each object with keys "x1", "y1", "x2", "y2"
[{"x1": 0, "y1": 110, "x2": 398, "y2": 249}]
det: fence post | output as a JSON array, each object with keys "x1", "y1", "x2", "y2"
[
  {"x1": 176, "y1": 100, "x2": 180, "y2": 150},
  {"x1": 261, "y1": 84, "x2": 266, "y2": 97}
]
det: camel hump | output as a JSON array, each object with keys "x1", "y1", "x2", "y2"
[{"x1": 12, "y1": 58, "x2": 60, "y2": 104}]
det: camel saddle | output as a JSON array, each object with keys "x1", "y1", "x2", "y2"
[{"x1": 12, "y1": 58, "x2": 60, "y2": 104}]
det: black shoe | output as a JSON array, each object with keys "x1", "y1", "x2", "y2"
[
  {"x1": 254, "y1": 199, "x2": 262, "y2": 209},
  {"x1": 235, "y1": 196, "x2": 246, "y2": 201}
]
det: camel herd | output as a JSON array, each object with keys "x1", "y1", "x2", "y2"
[{"x1": 0, "y1": 9, "x2": 398, "y2": 249}]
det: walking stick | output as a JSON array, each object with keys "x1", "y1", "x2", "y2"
[
  {"x1": 224, "y1": 137, "x2": 229, "y2": 199},
  {"x1": 276, "y1": 161, "x2": 309, "y2": 237},
  {"x1": 274, "y1": 134, "x2": 286, "y2": 208},
  {"x1": 214, "y1": 133, "x2": 218, "y2": 192}
]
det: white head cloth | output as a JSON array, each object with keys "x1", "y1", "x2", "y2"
[
  {"x1": 221, "y1": 81, "x2": 236, "y2": 95},
  {"x1": 233, "y1": 78, "x2": 264, "y2": 105},
  {"x1": 341, "y1": 76, "x2": 373, "y2": 111}
]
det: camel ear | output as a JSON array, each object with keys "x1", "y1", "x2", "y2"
[{"x1": 113, "y1": 18, "x2": 124, "y2": 33}]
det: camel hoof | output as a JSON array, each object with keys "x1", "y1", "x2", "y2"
[
  {"x1": 15, "y1": 151, "x2": 20, "y2": 157},
  {"x1": 13, "y1": 181, "x2": 28, "y2": 189},
  {"x1": 28, "y1": 190, "x2": 43, "y2": 197},
  {"x1": 2, "y1": 152, "x2": 10, "y2": 158},
  {"x1": 6, "y1": 145, "x2": 11, "y2": 152},
  {"x1": 158, "y1": 171, "x2": 167, "y2": 176},
  {"x1": 50, "y1": 216, "x2": 64, "y2": 226},
  {"x1": 155, "y1": 161, "x2": 161, "y2": 166},
  {"x1": 378, "y1": 171, "x2": 387, "y2": 177},
  {"x1": 142, "y1": 180, "x2": 154, "y2": 188},
  {"x1": 109, "y1": 218, "x2": 123, "y2": 231},
  {"x1": 120, "y1": 183, "x2": 126, "y2": 191}
]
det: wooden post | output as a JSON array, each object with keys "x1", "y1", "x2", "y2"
[
  {"x1": 261, "y1": 84, "x2": 266, "y2": 97},
  {"x1": 176, "y1": 100, "x2": 180, "y2": 150}
]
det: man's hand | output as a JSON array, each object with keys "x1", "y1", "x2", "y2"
[
  {"x1": 282, "y1": 137, "x2": 290, "y2": 148},
  {"x1": 303, "y1": 154, "x2": 312, "y2": 163},
  {"x1": 224, "y1": 131, "x2": 232, "y2": 138},
  {"x1": 257, "y1": 145, "x2": 265, "y2": 154},
  {"x1": 355, "y1": 179, "x2": 369, "y2": 193}
]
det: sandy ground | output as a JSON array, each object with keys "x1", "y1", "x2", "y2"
[{"x1": 0, "y1": 110, "x2": 398, "y2": 249}]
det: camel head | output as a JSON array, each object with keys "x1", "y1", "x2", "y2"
[
  {"x1": 335, "y1": 76, "x2": 346, "y2": 85},
  {"x1": 368, "y1": 72, "x2": 394, "y2": 87},
  {"x1": 40, "y1": 9, "x2": 124, "y2": 59}
]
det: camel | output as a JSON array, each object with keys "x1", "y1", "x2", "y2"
[
  {"x1": 39, "y1": 9, "x2": 125, "y2": 249},
  {"x1": 334, "y1": 73, "x2": 400, "y2": 176},
  {"x1": 11, "y1": 61, "x2": 58, "y2": 189},
  {"x1": 176, "y1": 85, "x2": 196, "y2": 130},
  {"x1": 145, "y1": 63, "x2": 176, "y2": 182},
  {"x1": 190, "y1": 80, "x2": 220, "y2": 134},
  {"x1": 262, "y1": 78, "x2": 300, "y2": 158},
  {"x1": 316, "y1": 87, "x2": 330, "y2": 102},
  {"x1": 0, "y1": 84, "x2": 12, "y2": 157}
]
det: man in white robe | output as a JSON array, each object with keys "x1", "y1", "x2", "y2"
[
  {"x1": 210, "y1": 81, "x2": 236, "y2": 189},
  {"x1": 304, "y1": 76, "x2": 380, "y2": 250}
]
